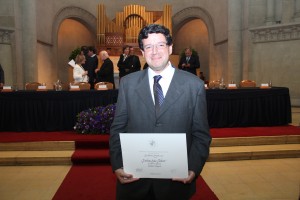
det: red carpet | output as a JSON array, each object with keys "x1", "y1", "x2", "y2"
[
  {"x1": 52, "y1": 165, "x2": 218, "y2": 200},
  {"x1": 53, "y1": 137, "x2": 219, "y2": 199},
  {"x1": 0, "y1": 125, "x2": 299, "y2": 143}
]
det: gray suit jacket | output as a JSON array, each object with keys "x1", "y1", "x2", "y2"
[{"x1": 110, "y1": 67, "x2": 211, "y2": 177}]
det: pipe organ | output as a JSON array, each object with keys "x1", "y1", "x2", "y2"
[{"x1": 97, "y1": 4, "x2": 172, "y2": 55}]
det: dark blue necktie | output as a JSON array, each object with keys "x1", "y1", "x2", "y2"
[{"x1": 153, "y1": 75, "x2": 164, "y2": 111}]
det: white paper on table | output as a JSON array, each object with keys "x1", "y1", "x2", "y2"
[
  {"x1": 120, "y1": 133, "x2": 188, "y2": 179},
  {"x1": 3, "y1": 86, "x2": 12, "y2": 90}
]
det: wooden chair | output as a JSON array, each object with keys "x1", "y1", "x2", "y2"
[
  {"x1": 25, "y1": 82, "x2": 41, "y2": 90},
  {"x1": 94, "y1": 82, "x2": 114, "y2": 90},
  {"x1": 74, "y1": 82, "x2": 91, "y2": 90},
  {"x1": 239, "y1": 80, "x2": 256, "y2": 88}
]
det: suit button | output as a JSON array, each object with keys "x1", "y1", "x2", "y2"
[{"x1": 155, "y1": 123, "x2": 162, "y2": 127}]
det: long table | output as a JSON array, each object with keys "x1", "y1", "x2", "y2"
[
  {"x1": 0, "y1": 90, "x2": 118, "y2": 131},
  {"x1": 0, "y1": 87, "x2": 291, "y2": 131},
  {"x1": 206, "y1": 87, "x2": 291, "y2": 128}
]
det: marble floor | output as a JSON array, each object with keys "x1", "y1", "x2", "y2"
[{"x1": 0, "y1": 107, "x2": 299, "y2": 200}]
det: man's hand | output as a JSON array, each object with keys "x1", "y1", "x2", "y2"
[
  {"x1": 114, "y1": 168, "x2": 139, "y2": 184},
  {"x1": 172, "y1": 170, "x2": 195, "y2": 184}
]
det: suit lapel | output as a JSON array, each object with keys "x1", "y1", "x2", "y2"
[
  {"x1": 157, "y1": 69, "x2": 185, "y2": 118},
  {"x1": 135, "y1": 70, "x2": 156, "y2": 114},
  {"x1": 134, "y1": 69, "x2": 186, "y2": 119}
]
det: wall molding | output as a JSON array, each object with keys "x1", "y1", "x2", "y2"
[{"x1": 249, "y1": 22, "x2": 300, "y2": 43}]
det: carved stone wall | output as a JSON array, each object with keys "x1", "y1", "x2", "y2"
[
  {"x1": 0, "y1": 29, "x2": 13, "y2": 44},
  {"x1": 250, "y1": 22, "x2": 300, "y2": 43}
]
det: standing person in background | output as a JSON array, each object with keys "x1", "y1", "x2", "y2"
[
  {"x1": 110, "y1": 24, "x2": 211, "y2": 200},
  {"x1": 117, "y1": 45, "x2": 131, "y2": 79},
  {"x1": 178, "y1": 47, "x2": 200, "y2": 76},
  {"x1": 0, "y1": 64, "x2": 4, "y2": 89},
  {"x1": 129, "y1": 46, "x2": 141, "y2": 73},
  {"x1": 95, "y1": 50, "x2": 115, "y2": 89},
  {"x1": 73, "y1": 54, "x2": 88, "y2": 83},
  {"x1": 199, "y1": 72, "x2": 205, "y2": 82},
  {"x1": 143, "y1": 62, "x2": 149, "y2": 70},
  {"x1": 85, "y1": 46, "x2": 98, "y2": 89}
]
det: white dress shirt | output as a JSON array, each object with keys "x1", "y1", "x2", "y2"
[{"x1": 148, "y1": 61, "x2": 175, "y2": 104}]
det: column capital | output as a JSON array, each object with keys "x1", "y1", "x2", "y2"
[{"x1": 0, "y1": 28, "x2": 14, "y2": 44}]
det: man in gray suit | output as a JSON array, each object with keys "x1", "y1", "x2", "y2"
[{"x1": 109, "y1": 24, "x2": 211, "y2": 200}]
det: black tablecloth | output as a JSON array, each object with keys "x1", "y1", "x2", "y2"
[
  {"x1": 206, "y1": 87, "x2": 291, "y2": 128},
  {"x1": 0, "y1": 87, "x2": 291, "y2": 131},
  {"x1": 0, "y1": 90, "x2": 118, "y2": 131}
]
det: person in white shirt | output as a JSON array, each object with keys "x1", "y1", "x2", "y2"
[{"x1": 73, "y1": 54, "x2": 88, "y2": 83}]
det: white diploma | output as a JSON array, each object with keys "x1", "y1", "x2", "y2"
[{"x1": 120, "y1": 133, "x2": 188, "y2": 179}]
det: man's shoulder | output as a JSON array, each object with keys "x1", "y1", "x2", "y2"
[
  {"x1": 122, "y1": 70, "x2": 146, "y2": 82},
  {"x1": 175, "y1": 69, "x2": 203, "y2": 84}
]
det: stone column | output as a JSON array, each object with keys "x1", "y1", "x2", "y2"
[
  {"x1": 242, "y1": 0, "x2": 250, "y2": 80},
  {"x1": 228, "y1": 0, "x2": 243, "y2": 84},
  {"x1": 12, "y1": 0, "x2": 24, "y2": 89},
  {"x1": 275, "y1": 0, "x2": 282, "y2": 23},
  {"x1": 265, "y1": 0, "x2": 275, "y2": 25},
  {"x1": 294, "y1": 0, "x2": 300, "y2": 22},
  {"x1": 22, "y1": 0, "x2": 37, "y2": 83}
]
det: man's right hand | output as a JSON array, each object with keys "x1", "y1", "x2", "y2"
[{"x1": 114, "y1": 168, "x2": 139, "y2": 184}]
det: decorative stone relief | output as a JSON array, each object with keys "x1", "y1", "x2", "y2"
[
  {"x1": 250, "y1": 23, "x2": 300, "y2": 43},
  {"x1": 0, "y1": 29, "x2": 14, "y2": 44}
]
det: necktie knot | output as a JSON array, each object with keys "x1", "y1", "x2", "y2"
[{"x1": 154, "y1": 75, "x2": 162, "y2": 83}]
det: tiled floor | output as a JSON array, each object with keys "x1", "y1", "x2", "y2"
[{"x1": 0, "y1": 107, "x2": 299, "y2": 200}]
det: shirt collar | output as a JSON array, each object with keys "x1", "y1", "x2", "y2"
[{"x1": 148, "y1": 61, "x2": 174, "y2": 79}]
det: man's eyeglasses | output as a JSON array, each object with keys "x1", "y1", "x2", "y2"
[{"x1": 144, "y1": 42, "x2": 168, "y2": 52}]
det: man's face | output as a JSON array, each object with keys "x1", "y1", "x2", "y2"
[
  {"x1": 185, "y1": 49, "x2": 192, "y2": 57},
  {"x1": 141, "y1": 33, "x2": 172, "y2": 73},
  {"x1": 100, "y1": 53, "x2": 106, "y2": 61},
  {"x1": 124, "y1": 47, "x2": 130, "y2": 55},
  {"x1": 130, "y1": 48, "x2": 134, "y2": 55},
  {"x1": 88, "y1": 50, "x2": 93, "y2": 56}
]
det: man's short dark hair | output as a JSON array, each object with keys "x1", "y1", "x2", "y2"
[
  {"x1": 138, "y1": 24, "x2": 172, "y2": 50},
  {"x1": 88, "y1": 46, "x2": 97, "y2": 54},
  {"x1": 122, "y1": 45, "x2": 130, "y2": 53}
]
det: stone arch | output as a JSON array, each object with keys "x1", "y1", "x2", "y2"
[
  {"x1": 172, "y1": 7, "x2": 216, "y2": 79},
  {"x1": 51, "y1": 6, "x2": 97, "y2": 77}
]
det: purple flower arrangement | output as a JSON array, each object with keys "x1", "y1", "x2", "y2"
[{"x1": 74, "y1": 104, "x2": 116, "y2": 134}]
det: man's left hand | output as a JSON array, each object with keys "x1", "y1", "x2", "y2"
[{"x1": 172, "y1": 170, "x2": 195, "y2": 184}]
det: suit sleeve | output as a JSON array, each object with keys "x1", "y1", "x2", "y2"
[
  {"x1": 178, "y1": 56, "x2": 185, "y2": 69},
  {"x1": 188, "y1": 83, "x2": 211, "y2": 176},
  {"x1": 117, "y1": 55, "x2": 126, "y2": 74},
  {"x1": 189, "y1": 55, "x2": 200, "y2": 69},
  {"x1": 109, "y1": 79, "x2": 128, "y2": 171}
]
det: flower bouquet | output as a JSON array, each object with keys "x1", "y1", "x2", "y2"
[{"x1": 74, "y1": 104, "x2": 116, "y2": 134}]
